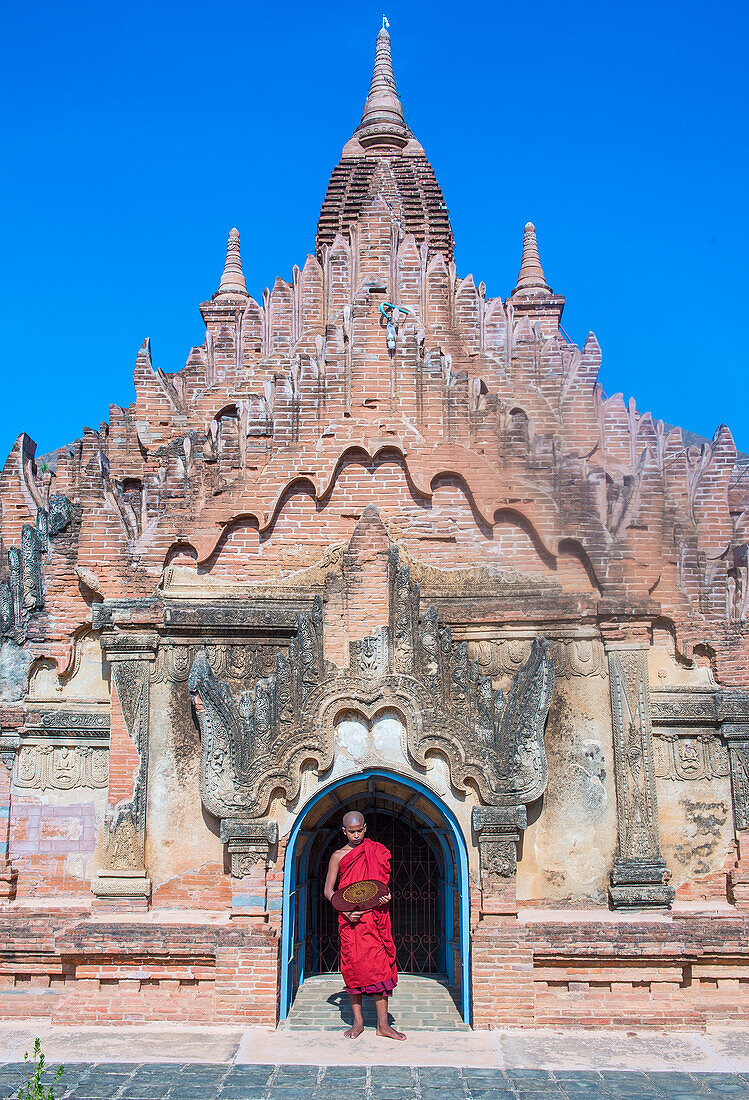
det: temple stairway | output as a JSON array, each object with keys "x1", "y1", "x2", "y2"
[{"x1": 284, "y1": 973, "x2": 469, "y2": 1031}]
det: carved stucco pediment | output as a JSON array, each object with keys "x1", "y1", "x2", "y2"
[{"x1": 188, "y1": 547, "x2": 554, "y2": 820}]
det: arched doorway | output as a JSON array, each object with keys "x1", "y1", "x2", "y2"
[
  {"x1": 280, "y1": 769, "x2": 470, "y2": 1025},
  {"x1": 307, "y1": 804, "x2": 444, "y2": 977}
]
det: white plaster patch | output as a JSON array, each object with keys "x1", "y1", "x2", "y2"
[
  {"x1": 425, "y1": 755, "x2": 450, "y2": 796},
  {"x1": 520, "y1": 687, "x2": 618, "y2": 904},
  {"x1": 331, "y1": 710, "x2": 409, "y2": 774}
]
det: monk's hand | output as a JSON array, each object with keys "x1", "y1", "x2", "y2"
[
  {"x1": 346, "y1": 911, "x2": 363, "y2": 924},
  {"x1": 381, "y1": 893, "x2": 391, "y2": 904}
]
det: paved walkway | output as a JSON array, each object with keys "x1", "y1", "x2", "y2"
[
  {"x1": 2, "y1": 1021, "x2": 749, "y2": 1098},
  {"x1": 1, "y1": 1062, "x2": 748, "y2": 1099},
  {"x1": 285, "y1": 974, "x2": 468, "y2": 1031}
]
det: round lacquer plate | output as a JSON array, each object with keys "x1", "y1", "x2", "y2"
[{"x1": 331, "y1": 878, "x2": 390, "y2": 913}]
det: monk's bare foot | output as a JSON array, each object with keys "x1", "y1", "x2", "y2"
[
  {"x1": 344, "y1": 1022, "x2": 365, "y2": 1038},
  {"x1": 376, "y1": 1023, "x2": 407, "y2": 1040}
]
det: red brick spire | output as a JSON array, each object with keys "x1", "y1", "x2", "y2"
[
  {"x1": 512, "y1": 222, "x2": 552, "y2": 299},
  {"x1": 354, "y1": 21, "x2": 413, "y2": 151},
  {"x1": 316, "y1": 23, "x2": 453, "y2": 259},
  {"x1": 214, "y1": 228, "x2": 248, "y2": 301}
]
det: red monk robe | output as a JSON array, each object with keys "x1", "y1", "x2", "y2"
[{"x1": 337, "y1": 837, "x2": 398, "y2": 996}]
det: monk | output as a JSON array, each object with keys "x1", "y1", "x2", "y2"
[{"x1": 324, "y1": 810, "x2": 406, "y2": 1040}]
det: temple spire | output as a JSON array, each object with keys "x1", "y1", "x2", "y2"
[
  {"x1": 512, "y1": 222, "x2": 552, "y2": 299},
  {"x1": 354, "y1": 20, "x2": 413, "y2": 151},
  {"x1": 214, "y1": 228, "x2": 248, "y2": 301}
]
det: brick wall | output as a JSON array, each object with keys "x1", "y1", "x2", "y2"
[
  {"x1": 472, "y1": 915, "x2": 749, "y2": 1029},
  {"x1": 0, "y1": 912, "x2": 280, "y2": 1026},
  {"x1": 2, "y1": 176, "x2": 747, "y2": 686}
]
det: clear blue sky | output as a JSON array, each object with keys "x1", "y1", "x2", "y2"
[{"x1": 2, "y1": 0, "x2": 748, "y2": 460}]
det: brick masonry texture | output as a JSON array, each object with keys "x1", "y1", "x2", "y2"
[{"x1": 1, "y1": 25, "x2": 749, "y2": 1031}]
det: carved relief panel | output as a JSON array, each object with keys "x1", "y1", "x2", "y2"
[
  {"x1": 189, "y1": 548, "x2": 556, "y2": 829},
  {"x1": 606, "y1": 645, "x2": 674, "y2": 909},
  {"x1": 14, "y1": 745, "x2": 108, "y2": 790},
  {"x1": 92, "y1": 633, "x2": 158, "y2": 901}
]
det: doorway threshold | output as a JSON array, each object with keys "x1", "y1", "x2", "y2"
[{"x1": 284, "y1": 973, "x2": 469, "y2": 1031}]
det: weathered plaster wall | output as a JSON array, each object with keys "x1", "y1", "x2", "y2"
[
  {"x1": 146, "y1": 678, "x2": 226, "y2": 906},
  {"x1": 656, "y1": 773, "x2": 733, "y2": 891},
  {"x1": 9, "y1": 782, "x2": 106, "y2": 897},
  {"x1": 649, "y1": 636, "x2": 736, "y2": 894},
  {"x1": 27, "y1": 631, "x2": 109, "y2": 702},
  {"x1": 5, "y1": 627, "x2": 110, "y2": 895},
  {"x1": 518, "y1": 660, "x2": 617, "y2": 904}
]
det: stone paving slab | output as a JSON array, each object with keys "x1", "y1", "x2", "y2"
[
  {"x1": 236, "y1": 1027, "x2": 498, "y2": 1066},
  {"x1": 496, "y1": 1028, "x2": 749, "y2": 1073},
  {"x1": 284, "y1": 974, "x2": 468, "y2": 1032},
  {"x1": 1, "y1": 1063, "x2": 749, "y2": 1100},
  {"x1": 2, "y1": 1023, "x2": 749, "y2": 1072},
  {"x1": 0, "y1": 1023, "x2": 243, "y2": 1064}
]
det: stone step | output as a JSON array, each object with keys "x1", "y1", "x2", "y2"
[{"x1": 284, "y1": 973, "x2": 469, "y2": 1032}]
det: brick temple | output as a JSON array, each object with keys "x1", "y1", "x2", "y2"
[{"x1": 1, "y1": 25, "x2": 749, "y2": 1030}]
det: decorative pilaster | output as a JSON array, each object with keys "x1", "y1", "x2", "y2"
[
  {"x1": 720, "y1": 690, "x2": 749, "y2": 906},
  {"x1": 92, "y1": 632, "x2": 158, "y2": 907},
  {"x1": 221, "y1": 819, "x2": 278, "y2": 918},
  {"x1": 0, "y1": 731, "x2": 19, "y2": 900},
  {"x1": 473, "y1": 806, "x2": 527, "y2": 915},
  {"x1": 606, "y1": 643, "x2": 674, "y2": 909}
]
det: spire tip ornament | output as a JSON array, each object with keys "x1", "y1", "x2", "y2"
[
  {"x1": 512, "y1": 221, "x2": 552, "y2": 299},
  {"x1": 214, "y1": 227, "x2": 248, "y2": 301},
  {"x1": 354, "y1": 19, "x2": 412, "y2": 151}
]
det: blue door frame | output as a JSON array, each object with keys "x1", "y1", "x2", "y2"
[{"x1": 280, "y1": 769, "x2": 471, "y2": 1025}]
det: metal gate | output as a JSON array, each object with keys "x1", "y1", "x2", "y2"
[{"x1": 305, "y1": 808, "x2": 444, "y2": 975}]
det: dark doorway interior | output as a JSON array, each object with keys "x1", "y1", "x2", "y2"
[{"x1": 305, "y1": 806, "x2": 443, "y2": 975}]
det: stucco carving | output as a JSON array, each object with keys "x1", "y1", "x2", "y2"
[
  {"x1": 221, "y1": 820, "x2": 279, "y2": 876},
  {"x1": 151, "y1": 643, "x2": 278, "y2": 685},
  {"x1": 729, "y1": 747, "x2": 749, "y2": 831},
  {"x1": 651, "y1": 690, "x2": 720, "y2": 724},
  {"x1": 24, "y1": 708, "x2": 110, "y2": 739},
  {"x1": 471, "y1": 637, "x2": 605, "y2": 679},
  {"x1": 0, "y1": 497, "x2": 72, "y2": 643},
  {"x1": 653, "y1": 734, "x2": 730, "y2": 782},
  {"x1": 0, "y1": 734, "x2": 18, "y2": 774},
  {"x1": 723, "y1": 723, "x2": 749, "y2": 833},
  {"x1": 47, "y1": 494, "x2": 72, "y2": 537},
  {"x1": 651, "y1": 686, "x2": 749, "y2": 834},
  {"x1": 189, "y1": 548, "x2": 555, "y2": 823},
  {"x1": 607, "y1": 645, "x2": 674, "y2": 909},
  {"x1": 102, "y1": 658, "x2": 150, "y2": 873},
  {"x1": 93, "y1": 634, "x2": 157, "y2": 900},
  {"x1": 473, "y1": 806, "x2": 527, "y2": 891},
  {"x1": 14, "y1": 745, "x2": 108, "y2": 790}
]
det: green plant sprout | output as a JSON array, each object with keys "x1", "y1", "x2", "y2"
[{"x1": 16, "y1": 1038, "x2": 64, "y2": 1100}]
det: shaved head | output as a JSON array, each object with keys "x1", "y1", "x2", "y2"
[{"x1": 343, "y1": 811, "x2": 365, "y2": 828}]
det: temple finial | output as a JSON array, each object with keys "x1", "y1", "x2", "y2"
[
  {"x1": 354, "y1": 19, "x2": 413, "y2": 151},
  {"x1": 214, "y1": 228, "x2": 248, "y2": 301},
  {"x1": 512, "y1": 222, "x2": 552, "y2": 299}
]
